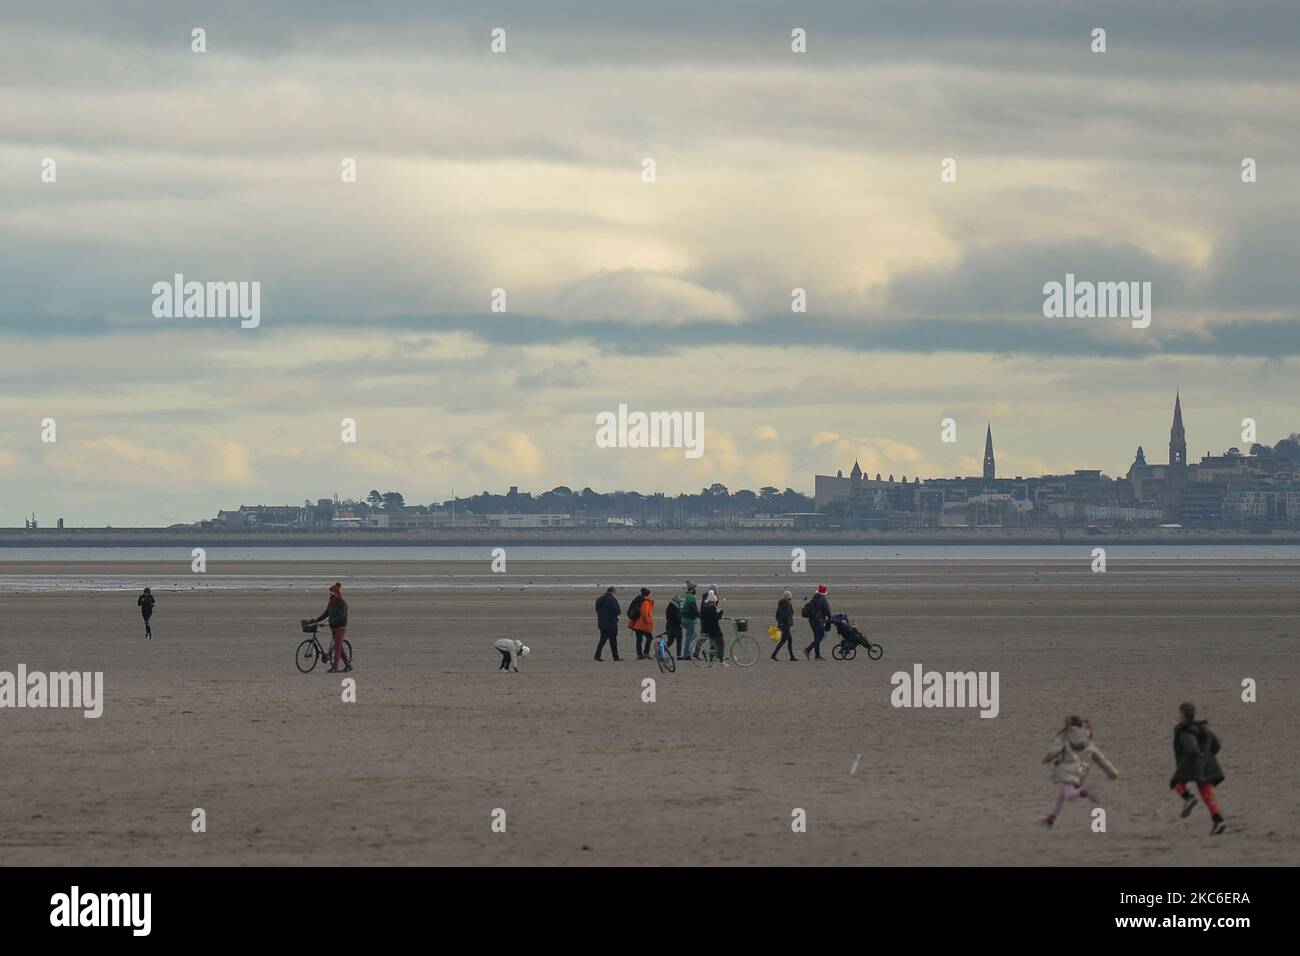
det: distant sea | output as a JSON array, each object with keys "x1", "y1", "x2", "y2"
[{"x1": 3, "y1": 544, "x2": 1299, "y2": 562}]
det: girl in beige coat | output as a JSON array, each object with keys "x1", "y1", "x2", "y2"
[{"x1": 1041, "y1": 716, "x2": 1119, "y2": 828}]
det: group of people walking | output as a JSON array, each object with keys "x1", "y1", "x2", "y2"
[
  {"x1": 595, "y1": 581, "x2": 843, "y2": 663},
  {"x1": 594, "y1": 580, "x2": 726, "y2": 662},
  {"x1": 1041, "y1": 702, "x2": 1228, "y2": 836}
]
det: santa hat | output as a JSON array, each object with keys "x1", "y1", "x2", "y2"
[{"x1": 817, "y1": 584, "x2": 827, "y2": 594}]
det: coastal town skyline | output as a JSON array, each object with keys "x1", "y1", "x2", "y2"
[{"x1": 14, "y1": 391, "x2": 1300, "y2": 531}]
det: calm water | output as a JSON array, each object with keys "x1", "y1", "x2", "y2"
[{"x1": 2, "y1": 544, "x2": 1299, "y2": 563}]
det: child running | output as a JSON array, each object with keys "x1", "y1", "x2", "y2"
[
  {"x1": 1041, "y1": 715, "x2": 1119, "y2": 828},
  {"x1": 1171, "y1": 702, "x2": 1227, "y2": 835}
]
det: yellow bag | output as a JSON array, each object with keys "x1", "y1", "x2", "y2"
[{"x1": 768, "y1": 625, "x2": 781, "y2": 641}]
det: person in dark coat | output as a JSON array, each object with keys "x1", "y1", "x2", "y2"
[
  {"x1": 137, "y1": 587, "x2": 156, "y2": 639},
  {"x1": 771, "y1": 590, "x2": 796, "y2": 661},
  {"x1": 1170, "y1": 702, "x2": 1227, "y2": 835},
  {"x1": 664, "y1": 596, "x2": 684, "y2": 657},
  {"x1": 802, "y1": 584, "x2": 831, "y2": 660},
  {"x1": 699, "y1": 585, "x2": 726, "y2": 663},
  {"x1": 311, "y1": 582, "x2": 352, "y2": 672},
  {"x1": 594, "y1": 586, "x2": 622, "y2": 661}
]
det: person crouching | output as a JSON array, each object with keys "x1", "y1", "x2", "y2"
[{"x1": 495, "y1": 638, "x2": 530, "y2": 673}]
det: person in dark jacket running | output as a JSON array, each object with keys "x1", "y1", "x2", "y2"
[
  {"x1": 311, "y1": 582, "x2": 352, "y2": 673},
  {"x1": 802, "y1": 584, "x2": 831, "y2": 660},
  {"x1": 594, "y1": 586, "x2": 622, "y2": 661},
  {"x1": 1171, "y1": 702, "x2": 1227, "y2": 835},
  {"x1": 137, "y1": 588, "x2": 156, "y2": 639},
  {"x1": 771, "y1": 590, "x2": 796, "y2": 661}
]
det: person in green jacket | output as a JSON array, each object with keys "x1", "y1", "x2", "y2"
[{"x1": 679, "y1": 581, "x2": 700, "y2": 659}]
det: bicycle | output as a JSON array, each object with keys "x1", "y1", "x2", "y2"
[
  {"x1": 653, "y1": 632, "x2": 676, "y2": 673},
  {"x1": 296, "y1": 619, "x2": 352, "y2": 673},
  {"x1": 690, "y1": 616, "x2": 759, "y2": 668}
]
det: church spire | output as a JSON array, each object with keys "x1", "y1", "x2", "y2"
[
  {"x1": 983, "y1": 423, "x2": 995, "y2": 482},
  {"x1": 1169, "y1": 391, "x2": 1187, "y2": 469}
]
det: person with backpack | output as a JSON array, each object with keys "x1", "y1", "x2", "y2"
[
  {"x1": 627, "y1": 587, "x2": 655, "y2": 660},
  {"x1": 680, "y1": 582, "x2": 700, "y2": 659},
  {"x1": 801, "y1": 584, "x2": 831, "y2": 660},
  {"x1": 663, "y1": 595, "x2": 684, "y2": 658},
  {"x1": 594, "y1": 585, "x2": 623, "y2": 662},
  {"x1": 771, "y1": 590, "x2": 796, "y2": 661},
  {"x1": 1171, "y1": 702, "x2": 1228, "y2": 835},
  {"x1": 137, "y1": 587, "x2": 157, "y2": 640},
  {"x1": 1041, "y1": 716, "x2": 1119, "y2": 828}
]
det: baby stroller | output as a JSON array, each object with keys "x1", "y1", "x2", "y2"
[{"x1": 829, "y1": 613, "x2": 883, "y2": 661}]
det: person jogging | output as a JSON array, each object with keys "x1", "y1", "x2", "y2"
[
  {"x1": 310, "y1": 582, "x2": 352, "y2": 673},
  {"x1": 1041, "y1": 716, "x2": 1118, "y2": 828},
  {"x1": 495, "y1": 638, "x2": 530, "y2": 672},
  {"x1": 594, "y1": 585, "x2": 623, "y2": 661},
  {"x1": 1171, "y1": 702, "x2": 1228, "y2": 835},
  {"x1": 802, "y1": 584, "x2": 831, "y2": 660},
  {"x1": 771, "y1": 590, "x2": 796, "y2": 661},
  {"x1": 137, "y1": 587, "x2": 156, "y2": 640}
]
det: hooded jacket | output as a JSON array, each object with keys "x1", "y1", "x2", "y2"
[
  {"x1": 1171, "y1": 719, "x2": 1224, "y2": 787},
  {"x1": 1043, "y1": 725, "x2": 1119, "y2": 787},
  {"x1": 595, "y1": 591, "x2": 621, "y2": 630},
  {"x1": 494, "y1": 639, "x2": 527, "y2": 668}
]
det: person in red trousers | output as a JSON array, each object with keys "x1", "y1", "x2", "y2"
[
  {"x1": 1171, "y1": 702, "x2": 1226, "y2": 835},
  {"x1": 312, "y1": 582, "x2": 352, "y2": 673}
]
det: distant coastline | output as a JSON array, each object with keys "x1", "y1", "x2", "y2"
[{"x1": 2, "y1": 528, "x2": 1298, "y2": 547}]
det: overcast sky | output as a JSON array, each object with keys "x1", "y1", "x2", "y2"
[{"x1": 2, "y1": 1, "x2": 1298, "y2": 526}]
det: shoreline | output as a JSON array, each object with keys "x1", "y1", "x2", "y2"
[{"x1": 3, "y1": 529, "x2": 1299, "y2": 548}]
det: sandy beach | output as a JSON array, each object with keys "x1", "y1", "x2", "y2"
[{"x1": 2, "y1": 557, "x2": 1297, "y2": 866}]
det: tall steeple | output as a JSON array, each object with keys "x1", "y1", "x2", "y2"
[
  {"x1": 850, "y1": 460, "x2": 862, "y2": 480},
  {"x1": 1169, "y1": 391, "x2": 1187, "y2": 469},
  {"x1": 982, "y1": 423, "x2": 996, "y2": 483}
]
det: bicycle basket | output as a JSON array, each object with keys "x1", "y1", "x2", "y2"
[
  {"x1": 734, "y1": 618, "x2": 748, "y2": 632},
  {"x1": 300, "y1": 619, "x2": 319, "y2": 633}
]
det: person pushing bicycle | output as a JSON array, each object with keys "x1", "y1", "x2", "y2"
[{"x1": 310, "y1": 582, "x2": 352, "y2": 673}]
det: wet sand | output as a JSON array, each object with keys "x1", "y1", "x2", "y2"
[{"x1": 2, "y1": 558, "x2": 1297, "y2": 865}]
